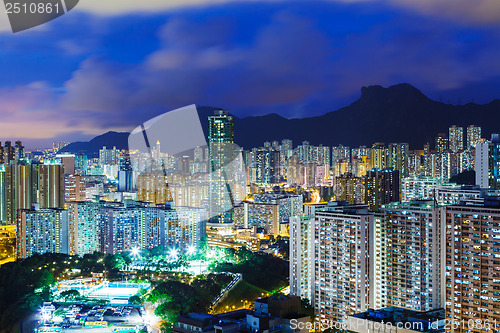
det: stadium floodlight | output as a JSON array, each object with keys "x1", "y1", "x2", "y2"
[
  {"x1": 169, "y1": 248, "x2": 179, "y2": 259},
  {"x1": 131, "y1": 247, "x2": 140, "y2": 257}
]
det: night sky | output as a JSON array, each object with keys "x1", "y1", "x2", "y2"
[{"x1": 0, "y1": 0, "x2": 499, "y2": 149}]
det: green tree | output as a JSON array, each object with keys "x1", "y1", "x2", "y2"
[
  {"x1": 196, "y1": 236, "x2": 208, "y2": 259},
  {"x1": 37, "y1": 269, "x2": 55, "y2": 289},
  {"x1": 60, "y1": 289, "x2": 81, "y2": 302},
  {"x1": 129, "y1": 295, "x2": 143, "y2": 305}
]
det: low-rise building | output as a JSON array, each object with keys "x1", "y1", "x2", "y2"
[{"x1": 348, "y1": 307, "x2": 445, "y2": 333}]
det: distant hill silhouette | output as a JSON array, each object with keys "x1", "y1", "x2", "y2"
[
  {"x1": 60, "y1": 131, "x2": 129, "y2": 157},
  {"x1": 60, "y1": 83, "x2": 500, "y2": 156}
]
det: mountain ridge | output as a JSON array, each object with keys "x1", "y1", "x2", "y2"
[{"x1": 60, "y1": 83, "x2": 500, "y2": 156}]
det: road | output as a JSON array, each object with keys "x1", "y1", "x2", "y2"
[
  {"x1": 209, "y1": 273, "x2": 242, "y2": 310},
  {"x1": 20, "y1": 312, "x2": 41, "y2": 333}
]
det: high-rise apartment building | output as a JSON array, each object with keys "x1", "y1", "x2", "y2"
[
  {"x1": 3, "y1": 164, "x2": 38, "y2": 224},
  {"x1": 466, "y1": 125, "x2": 482, "y2": 149},
  {"x1": 208, "y1": 110, "x2": 234, "y2": 224},
  {"x1": 364, "y1": 168, "x2": 399, "y2": 211},
  {"x1": 401, "y1": 176, "x2": 447, "y2": 202},
  {"x1": 313, "y1": 203, "x2": 374, "y2": 322},
  {"x1": 233, "y1": 202, "x2": 279, "y2": 234},
  {"x1": 444, "y1": 199, "x2": 500, "y2": 333},
  {"x1": 0, "y1": 166, "x2": 7, "y2": 223},
  {"x1": 371, "y1": 143, "x2": 387, "y2": 170},
  {"x1": 65, "y1": 174, "x2": 87, "y2": 202},
  {"x1": 57, "y1": 154, "x2": 75, "y2": 174},
  {"x1": 100, "y1": 203, "x2": 142, "y2": 254},
  {"x1": 99, "y1": 146, "x2": 120, "y2": 165},
  {"x1": 75, "y1": 152, "x2": 88, "y2": 175},
  {"x1": 435, "y1": 133, "x2": 449, "y2": 153},
  {"x1": 332, "y1": 145, "x2": 351, "y2": 165},
  {"x1": 380, "y1": 201, "x2": 445, "y2": 312},
  {"x1": 290, "y1": 215, "x2": 315, "y2": 302},
  {"x1": 38, "y1": 164, "x2": 65, "y2": 209},
  {"x1": 14, "y1": 141, "x2": 25, "y2": 162},
  {"x1": 335, "y1": 173, "x2": 365, "y2": 204},
  {"x1": 164, "y1": 206, "x2": 206, "y2": 249},
  {"x1": 475, "y1": 135, "x2": 500, "y2": 189},
  {"x1": 449, "y1": 125, "x2": 464, "y2": 153},
  {"x1": 67, "y1": 201, "x2": 102, "y2": 255},
  {"x1": 255, "y1": 148, "x2": 279, "y2": 184},
  {"x1": 387, "y1": 143, "x2": 409, "y2": 178},
  {"x1": 436, "y1": 152, "x2": 451, "y2": 179},
  {"x1": 17, "y1": 206, "x2": 69, "y2": 259},
  {"x1": 2, "y1": 141, "x2": 14, "y2": 165},
  {"x1": 253, "y1": 193, "x2": 303, "y2": 223},
  {"x1": 65, "y1": 200, "x2": 205, "y2": 255},
  {"x1": 435, "y1": 185, "x2": 498, "y2": 206},
  {"x1": 137, "y1": 172, "x2": 172, "y2": 204}
]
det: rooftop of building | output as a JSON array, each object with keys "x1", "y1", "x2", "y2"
[
  {"x1": 255, "y1": 294, "x2": 298, "y2": 304},
  {"x1": 381, "y1": 200, "x2": 440, "y2": 210},
  {"x1": 317, "y1": 201, "x2": 371, "y2": 215},
  {"x1": 351, "y1": 307, "x2": 445, "y2": 331},
  {"x1": 453, "y1": 196, "x2": 500, "y2": 208}
]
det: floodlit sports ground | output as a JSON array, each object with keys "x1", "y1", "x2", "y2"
[
  {"x1": 88, "y1": 282, "x2": 149, "y2": 303},
  {"x1": 57, "y1": 280, "x2": 151, "y2": 304}
]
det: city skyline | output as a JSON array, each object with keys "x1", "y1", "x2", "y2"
[{"x1": 2, "y1": 1, "x2": 500, "y2": 332}]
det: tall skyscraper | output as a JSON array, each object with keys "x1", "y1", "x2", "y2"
[
  {"x1": 449, "y1": 125, "x2": 464, "y2": 153},
  {"x1": 475, "y1": 134, "x2": 500, "y2": 189},
  {"x1": 445, "y1": 198, "x2": 500, "y2": 332},
  {"x1": 466, "y1": 125, "x2": 482, "y2": 149},
  {"x1": 208, "y1": 110, "x2": 234, "y2": 224}
]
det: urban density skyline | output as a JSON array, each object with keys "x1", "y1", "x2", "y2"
[{"x1": 3, "y1": 105, "x2": 500, "y2": 331}]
